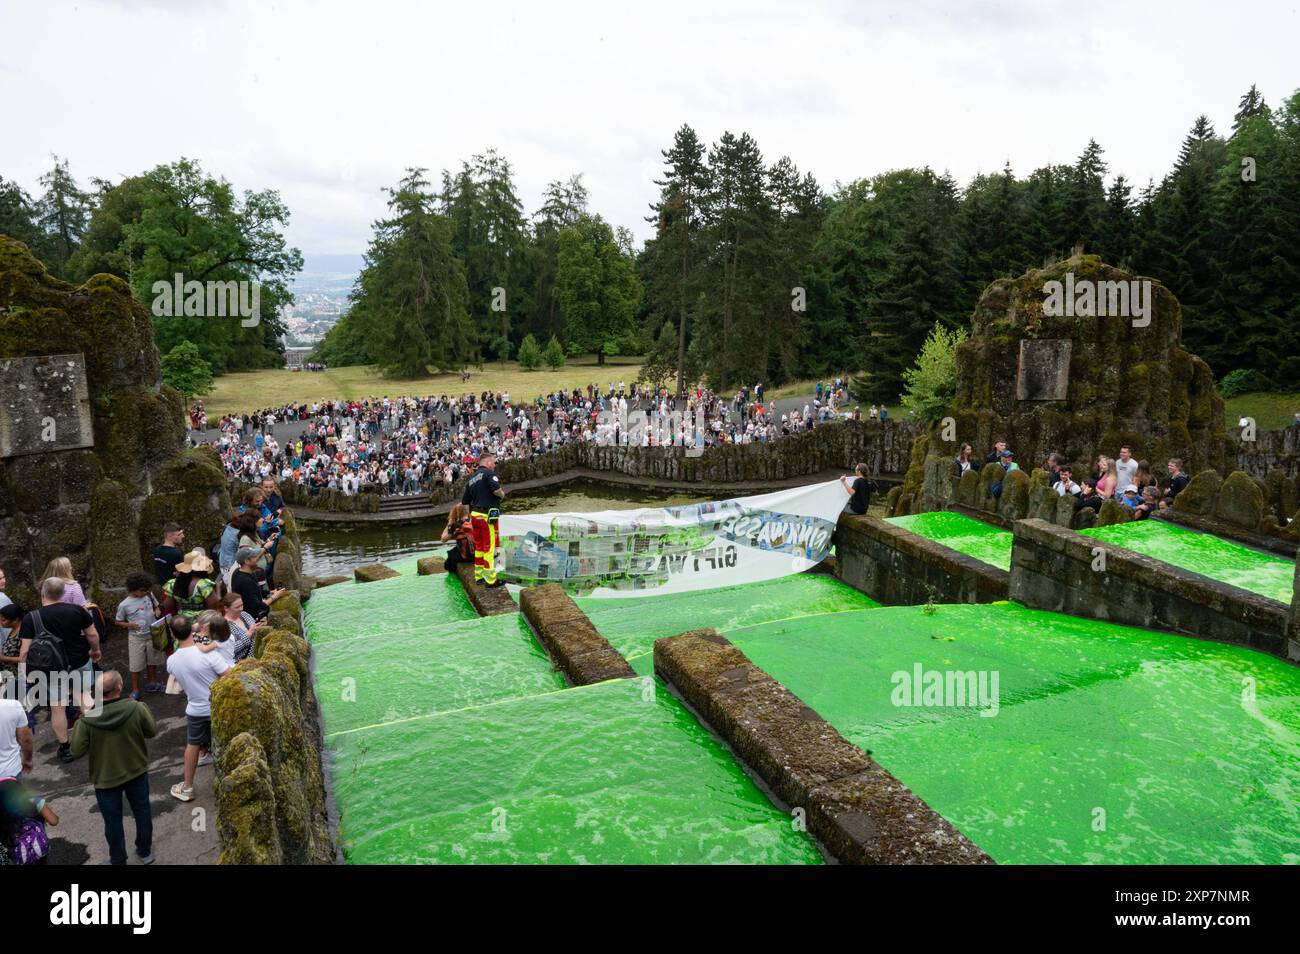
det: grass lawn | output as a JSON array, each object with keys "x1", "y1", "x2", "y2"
[
  {"x1": 1223, "y1": 391, "x2": 1300, "y2": 431},
  {"x1": 202, "y1": 356, "x2": 645, "y2": 416}
]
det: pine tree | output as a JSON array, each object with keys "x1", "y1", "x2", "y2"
[
  {"x1": 351, "y1": 168, "x2": 475, "y2": 377},
  {"x1": 1065, "y1": 139, "x2": 1108, "y2": 251},
  {"x1": 643, "y1": 125, "x2": 711, "y2": 395},
  {"x1": 1233, "y1": 84, "x2": 1269, "y2": 133},
  {"x1": 439, "y1": 150, "x2": 527, "y2": 355},
  {"x1": 1099, "y1": 175, "x2": 1137, "y2": 267},
  {"x1": 35, "y1": 156, "x2": 92, "y2": 277}
]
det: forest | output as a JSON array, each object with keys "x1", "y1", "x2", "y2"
[{"x1": 2, "y1": 84, "x2": 1296, "y2": 403}]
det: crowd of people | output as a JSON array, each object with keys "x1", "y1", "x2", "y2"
[
  {"x1": 200, "y1": 377, "x2": 859, "y2": 498},
  {"x1": 0, "y1": 481, "x2": 289, "y2": 866},
  {"x1": 960, "y1": 440, "x2": 1190, "y2": 518}
]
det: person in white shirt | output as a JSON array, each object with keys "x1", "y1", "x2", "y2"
[
  {"x1": 0, "y1": 696, "x2": 33, "y2": 779},
  {"x1": 1053, "y1": 467, "x2": 1081, "y2": 497},
  {"x1": 165, "y1": 617, "x2": 231, "y2": 802},
  {"x1": 1115, "y1": 446, "x2": 1138, "y2": 493}
]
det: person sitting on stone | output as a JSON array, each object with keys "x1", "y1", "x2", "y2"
[
  {"x1": 1135, "y1": 486, "x2": 1160, "y2": 520},
  {"x1": 1043, "y1": 453, "x2": 1064, "y2": 485},
  {"x1": 991, "y1": 449, "x2": 1018, "y2": 498},
  {"x1": 1134, "y1": 459, "x2": 1153, "y2": 492},
  {"x1": 1162, "y1": 458, "x2": 1189, "y2": 505},
  {"x1": 1118, "y1": 483, "x2": 1142, "y2": 511},
  {"x1": 1077, "y1": 478, "x2": 1103, "y2": 514},
  {"x1": 1093, "y1": 455, "x2": 1118, "y2": 499},
  {"x1": 954, "y1": 443, "x2": 977, "y2": 477},
  {"x1": 1052, "y1": 466, "x2": 1081, "y2": 497},
  {"x1": 839, "y1": 464, "x2": 879, "y2": 516}
]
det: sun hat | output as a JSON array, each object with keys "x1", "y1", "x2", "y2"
[
  {"x1": 175, "y1": 548, "x2": 214, "y2": 573},
  {"x1": 1124, "y1": 483, "x2": 1139, "y2": 493}
]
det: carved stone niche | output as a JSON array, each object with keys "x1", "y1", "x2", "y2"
[
  {"x1": 0, "y1": 353, "x2": 95, "y2": 458},
  {"x1": 1016, "y1": 339, "x2": 1072, "y2": 402}
]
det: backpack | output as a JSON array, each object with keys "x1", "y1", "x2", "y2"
[
  {"x1": 23, "y1": 611, "x2": 68, "y2": 673},
  {"x1": 13, "y1": 818, "x2": 49, "y2": 864},
  {"x1": 453, "y1": 520, "x2": 475, "y2": 560}
]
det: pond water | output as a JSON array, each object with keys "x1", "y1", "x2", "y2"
[{"x1": 299, "y1": 478, "x2": 712, "y2": 577}]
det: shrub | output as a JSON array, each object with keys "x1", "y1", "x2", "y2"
[
  {"x1": 899, "y1": 322, "x2": 967, "y2": 424},
  {"x1": 517, "y1": 334, "x2": 542, "y2": 370},
  {"x1": 542, "y1": 335, "x2": 565, "y2": 369},
  {"x1": 1219, "y1": 368, "x2": 1269, "y2": 398}
]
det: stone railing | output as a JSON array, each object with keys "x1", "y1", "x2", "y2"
[{"x1": 231, "y1": 419, "x2": 920, "y2": 515}]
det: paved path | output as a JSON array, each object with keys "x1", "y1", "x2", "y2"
[{"x1": 21, "y1": 633, "x2": 220, "y2": 866}]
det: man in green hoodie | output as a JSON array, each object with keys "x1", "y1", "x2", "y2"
[{"x1": 69, "y1": 669, "x2": 158, "y2": 865}]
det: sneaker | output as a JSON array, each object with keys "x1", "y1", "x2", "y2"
[
  {"x1": 57, "y1": 743, "x2": 76, "y2": 764},
  {"x1": 136, "y1": 852, "x2": 155, "y2": 865},
  {"x1": 129, "y1": 691, "x2": 142, "y2": 701},
  {"x1": 144, "y1": 682, "x2": 165, "y2": 694},
  {"x1": 170, "y1": 783, "x2": 195, "y2": 802},
  {"x1": 197, "y1": 752, "x2": 214, "y2": 767}
]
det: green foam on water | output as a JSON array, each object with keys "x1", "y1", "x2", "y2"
[
  {"x1": 729, "y1": 602, "x2": 1300, "y2": 865},
  {"x1": 1080, "y1": 520, "x2": 1295, "y2": 604},
  {"x1": 888, "y1": 511, "x2": 1012, "y2": 571},
  {"x1": 327, "y1": 677, "x2": 824, "y2": 864},
  {"x1": 313, "y1": 613, "x2": 568, "y2": 735},
  {"x1": 574, "y1": 573, "x2": 878, "y2": 658},
  {"x1": 305, "y1": 572, "x2": 477, "y2": 645}
]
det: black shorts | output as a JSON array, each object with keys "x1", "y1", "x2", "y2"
[{"x1": 186, "y1": 715, "x2": 212, "y2": 749}]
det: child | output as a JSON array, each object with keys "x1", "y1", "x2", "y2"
[
  {"x1": 194, "y1": 611, "x2": 236, "y2": 665},
  {"x1": 0, "y1": 776, "x2": 59, "y2": 865},
  {"x1": 115, "y1": 573, "x2": 165, "y2": 699}
]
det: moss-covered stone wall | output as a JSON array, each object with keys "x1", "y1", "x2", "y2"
[
  {"x1": 891, "y1": 255, "x2": 1233, "y2": 520},
  {"x1": 210, "y1": 598, "x2": 335, "y2": 865},
  {"x1": 0, "y1": 237, "x2": 215, "y2": 612}
]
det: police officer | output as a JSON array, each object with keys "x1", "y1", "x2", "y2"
[{"x1": 462, "y1": 450, "x2": 506, "y2": 586}]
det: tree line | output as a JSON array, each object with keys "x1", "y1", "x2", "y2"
[
  {"x1": 1, "y1": 157, "x2": 299, "y2": 376},
  {"x1": 3, "y1": 83, "x2": 1297, "y2": 400}
]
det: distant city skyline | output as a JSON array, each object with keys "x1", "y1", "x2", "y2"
[{"x1": 3, "y1": 0, "x2": 1297, "y2": 255}]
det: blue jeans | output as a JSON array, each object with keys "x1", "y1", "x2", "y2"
[{"x1": 95, "y1": 772, "x2": 152, "y2": 865}]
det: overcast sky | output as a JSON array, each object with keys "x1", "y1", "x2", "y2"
[{"x1": 2, "y1": 0, "x2": 1296, "y2": 257}]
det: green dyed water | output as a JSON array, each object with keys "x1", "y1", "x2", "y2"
[
  {"x1": 889, "y1": 511, "x2": 1012, "y2": 571},
  {"x1": 576, "y1": 573, "x2": 878, "y2": 662},
  {"x1": 305, "y1": 570, "x2": 824, "y2": 864},
  {"x1": 326, "y1": 677, "x2": 824, "y2": 864},
  {"x1": 314, "y1": 613, "x2": 566, "y2": 734},
  {"x1": 729, "y1": 601, "x2": 1300, "y2": 865},
  {"x1": 1081, "y1": 520, "x2": 1295, "y2": 604}
]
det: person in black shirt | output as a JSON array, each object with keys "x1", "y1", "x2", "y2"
[
  {"x1": 1163, "y1": 458, "x2": 1189, "y2": 507},
  {"x1": 153, "y1": 522, "x2": 186, "y2": 585},
  {"x1": 230, "y1": 548, "x2": 285, "y2": 621},
  {"x1": 462, "y1": 451, "x2": 506, "y2": 585},
  {"x1": 18, "y1": 577, "x2": 100, "y2": 763},
  {"x1": 985, "y1": 440, "x2": 1008, "y2": 465},
  {"x1": 839, "y1": 463, "x2": 879, "y2": 516}
]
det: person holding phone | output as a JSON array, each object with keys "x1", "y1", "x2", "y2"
[{"x1": 229, "y1": 548, "x2": 284, "y2": 622}]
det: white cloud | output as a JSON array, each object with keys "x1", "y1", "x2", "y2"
[{"x1": 1, "y1": 0, "x2": 1295, "y2": 255}]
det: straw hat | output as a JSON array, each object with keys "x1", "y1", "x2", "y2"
[{"x1": 175, "y1": 548, "x2": 214, "y2": 573}]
